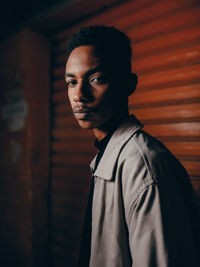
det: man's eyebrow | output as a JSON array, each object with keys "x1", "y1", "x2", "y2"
[
  {"x1": 65, "y1": 66, "x2": 103, "y2": 79},
  {"x1": 65, "y1": 73, "x2": 75, "y2": 78},
  {"x1": 85, "y1": 66, "x2": 103, "y2": 76}
]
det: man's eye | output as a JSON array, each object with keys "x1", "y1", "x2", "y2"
[
  {"x1": 67, "y1": 80, "x2": 77, "y2": 87},
  {"x1": 90, "y1": 76, "x2": 105, "y2": 84}
]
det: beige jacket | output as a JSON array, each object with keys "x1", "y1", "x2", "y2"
[{"x1": 89, "y1": 115, "x2": 199, "y2": 267}]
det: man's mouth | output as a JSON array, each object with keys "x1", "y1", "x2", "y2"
[{"x1": 73, "y1": 106, "x2": 93, "y2": 120}]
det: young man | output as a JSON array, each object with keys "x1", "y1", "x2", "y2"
[{"x1": 65, "y1": 26, "x2": 199, "y2": 267}]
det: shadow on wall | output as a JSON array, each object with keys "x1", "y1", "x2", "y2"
[{"x1": 0, "y1": 29, "x2": 50, "y2": 267}]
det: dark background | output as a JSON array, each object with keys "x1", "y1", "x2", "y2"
[{"x1": 0, "y1": 0, "x2": 74, "y2": 39}]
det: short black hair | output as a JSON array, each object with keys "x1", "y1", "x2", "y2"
[{"x1": 67, "y1": 25, "x2": 132, "y2": 74}]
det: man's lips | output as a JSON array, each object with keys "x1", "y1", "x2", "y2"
[
  {"x1": 73, "y1": 107, "x2": 91, "y2": 113},
  {"x1": 73, "y1": 106, "x2": 94, "y2": 120}
]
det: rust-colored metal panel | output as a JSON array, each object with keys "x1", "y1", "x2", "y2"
[
  {"x1": 127, "y1": 6, "x2": 200, "y2": 42},
  {"x1": 49, "y1": 0, "x2": 200, "y2": 265},
  {"x1": 133, "y1": 25, "x2": 200, "y2": 58},
  {"x1": 133, "y1": 103, "x2": 200, "y2": 123},
  {"x1": 134, "y1": 44, "x2": 200, "y2": 73},
  {"x1": 144, "y1": 122, "x2": 200, "y2": 139},
  {"x1": 54, "y1": 0, "x2": 158, "y2": 41},
  {"x1": 163, "y1": 141, "x2": 200, "y2": 158},
  {"x1": 109, "y1": 0, "x2": 196, "y2": 29},
  {"x1": 130, "y1": 83, "x2": 200, "y2": 107},
  {"x1": 138, "y1": 64, "x2": 200, "y2": 89},
  {"x1": 181, "y1": 160, "x2": 200, "y2": 176}
]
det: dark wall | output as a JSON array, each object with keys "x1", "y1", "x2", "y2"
[
  {"x1": 0, "y1": 29, "x2": 50, "y2": 267},
  {"x1": 0, "y1": 0, "x2": 71, "y2": 39}
]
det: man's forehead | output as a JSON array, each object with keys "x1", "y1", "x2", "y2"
[
  {"x1": 66, "y1": 44, "x2": 127, "y2": 77},
  {"x1": 66, "y1": 46, "x2": 100, "y2": 72},
  {"x1": 67, "y1": 46, "x2": 99, "y2": 64},
  {"x1": 68, "y1": 45, "x2": 96, "y2": 58}
]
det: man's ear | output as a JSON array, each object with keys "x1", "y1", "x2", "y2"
[{"x1": 127, "y1": 73, "x2": 138, "y2": 96}]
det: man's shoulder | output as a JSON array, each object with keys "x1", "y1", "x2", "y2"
[
  {"x1": 118, "y1": 128, "x2": 178, "y2": 181},
  {"x1": 119, "y1": 128, "x2": 170, "y2": 162},
  {"x1": 114, "y1": 115, "x2": 170, "y2": 161}
]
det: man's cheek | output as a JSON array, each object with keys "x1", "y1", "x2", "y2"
[{"x1": 67, "y1": 92, "x2": 73, "y2": 107}]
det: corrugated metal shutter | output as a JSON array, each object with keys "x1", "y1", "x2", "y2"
[{"x1": 50, "y1": 0, "x2": 200, "y2": 265}]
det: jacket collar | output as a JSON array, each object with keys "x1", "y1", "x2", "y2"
[{"x1": 90, "y1": 115, "x2": 143, "y2": 180}]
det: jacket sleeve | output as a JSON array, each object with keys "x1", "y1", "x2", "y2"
[
  {"x1": 126, "y1": 184, "x2": 167, "y2": 267},
  {"x1": 119, "y1": 141, "x2": 199, "y2": 267},
  {"x1": 126, "y1": 182, "x2": 199, "y2": 267}
]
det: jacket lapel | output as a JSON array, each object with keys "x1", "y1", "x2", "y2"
[{"x1": 90, "y1": 115, "x2": 143, "y2": 181}]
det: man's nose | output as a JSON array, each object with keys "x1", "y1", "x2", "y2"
[{"x1": 73, "y1": 80, "x2": 90, "y2": 103}]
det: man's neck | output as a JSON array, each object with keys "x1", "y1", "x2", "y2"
[{"x1": 93, "y1": 112, "x2": 129, "y2": 141}]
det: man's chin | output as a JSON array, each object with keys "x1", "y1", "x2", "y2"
[{"x1": 77, "y1": 119, "x2": 95, "y2": 130}]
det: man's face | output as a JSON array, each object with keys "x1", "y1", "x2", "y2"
[{"x1": 65, "y1": 45, "x2": 125, "y2": 130}]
